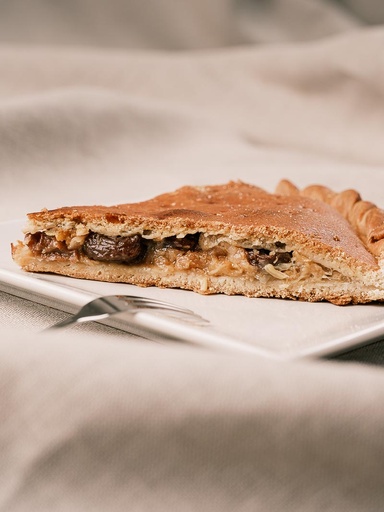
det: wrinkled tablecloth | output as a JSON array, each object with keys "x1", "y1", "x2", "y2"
[{"x1": 1, "y1": 1, "x2": 384, "y2": 511}]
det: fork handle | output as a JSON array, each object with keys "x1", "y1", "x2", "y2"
[{"x1": 133, "y1": 311, "x2": 271, "y2": 357}]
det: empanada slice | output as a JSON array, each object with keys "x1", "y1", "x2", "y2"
[{"x1": 11, "y1": 180, "x2": 384, "y2": 305}]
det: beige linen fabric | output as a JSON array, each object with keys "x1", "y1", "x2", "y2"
[
  {"x1": 1, "y1": 1, "x2": 384, "y2": 510},
  {"x1": 0, "y1": 0, "x2": 364, "y2": 48}
]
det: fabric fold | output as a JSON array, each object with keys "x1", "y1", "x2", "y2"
[{"x1": 1, "y1": 3, "x2": 384, "y2": 510}]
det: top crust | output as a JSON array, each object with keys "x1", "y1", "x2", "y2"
[
  {"x1": 276, "y1": 179, "x2": 384, "y2": 258},
  {"x1": 25, "y1": 180, "x2": 381, "y2": 272}
]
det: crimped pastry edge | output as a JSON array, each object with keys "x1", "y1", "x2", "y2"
[{"x1": 275, "y1": 179, "x2": 384, "y2": 259}]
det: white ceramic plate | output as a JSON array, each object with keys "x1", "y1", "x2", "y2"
[{"x1": 2, "y1": 219, "x2": 384, "y2": 360}]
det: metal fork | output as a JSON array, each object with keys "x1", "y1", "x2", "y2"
[
  {"x1": 45, "y1": 295, "x2": 205, "y2": 330},
  {"x1": 44, "y1": 294, "x2": 271, "y2": 356}
]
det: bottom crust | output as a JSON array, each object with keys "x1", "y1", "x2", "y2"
[{"x1": 13, "y1": 244, "x2": 382, "y2": 305}]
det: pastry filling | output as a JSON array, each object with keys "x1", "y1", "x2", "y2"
[{"x1": 24, "y1": 230, "x2": 341, "y2": 282}]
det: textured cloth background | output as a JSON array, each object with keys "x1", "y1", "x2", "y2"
[{"x1": 1, "y1": 1, "x2": 384, "y2": 510}]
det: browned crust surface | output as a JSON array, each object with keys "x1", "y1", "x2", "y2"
[
  {"x1": 24, "y1": 181, "x2": 379, "y2": 269},
  {"x1": 276, "y1": 179, "x2": 384, "y2": 258}
]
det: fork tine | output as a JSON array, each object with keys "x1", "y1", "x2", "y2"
[
  {"x1": 116, "y1": 295, "x2": 196, "y2": 314},
  {"x1": 128, "y1": 303, "x2": 202, "y2": 316}
]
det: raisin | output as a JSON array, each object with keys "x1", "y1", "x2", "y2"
[
  {"x1": 246, "y1": 248, "x2": 292, "y2": 268},
  {"x1": 162, "y1": 233, "x2": 200, "y2": 251},
  {"x1": 26, "y1": 232, "x2": 68, "y2": 254},
  {"x1": 83, "y1": 232, "x2": 144, "y2": 263}
]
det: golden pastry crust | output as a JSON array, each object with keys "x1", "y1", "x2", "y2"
[
  {"x1": 276, "y1": 179, "x2": 384, "y2": 258},
  {"x1": 12, "y1": 180, "x2": 384, "y2": 305}
]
